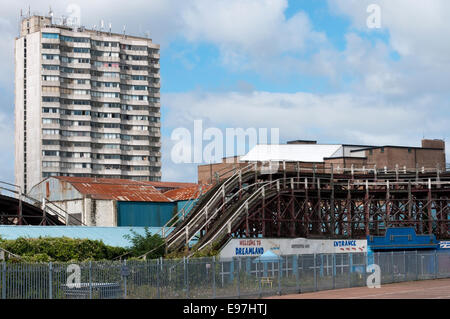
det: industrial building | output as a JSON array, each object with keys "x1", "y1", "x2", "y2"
[
  {"x1": 198, "y1": 139, "x2": 446, "y2": 184},
  {"x1": 27, "y1": 176, "x2": 208, "y2": 227},
  {"x1": 14, "y1": 14, "x2": 162, "y2": 194}
]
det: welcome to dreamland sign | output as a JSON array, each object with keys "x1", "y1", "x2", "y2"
[{"x1": 219, "y1": 238, "x2": 368, "y2": 259}]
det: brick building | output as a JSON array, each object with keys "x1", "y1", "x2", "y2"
[{"x1": 198, "y1": 139, "x2": 446, "y2": 184}]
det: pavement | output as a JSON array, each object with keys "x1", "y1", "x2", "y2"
[{"x1": 266, "y1": 278, "x2": 450, "y2": 299}]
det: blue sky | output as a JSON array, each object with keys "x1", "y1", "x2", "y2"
[{"x1": 0, "y1": 0, "x2": 449, "y2": 184}]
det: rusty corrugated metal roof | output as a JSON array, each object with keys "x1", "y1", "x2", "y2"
[
  {"x1": 164, "y1": 184, "x2": 213, "y2": 201},
  {"x1": 54, "y1": 176, "x2": 172, "y2": 202},
  {"x1": 143, "y1": 181, "x2": 199, "y2": 190}
]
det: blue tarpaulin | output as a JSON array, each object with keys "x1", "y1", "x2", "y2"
[{"x1": 252, "y1": 250, "x2": 282, "y2": 263}]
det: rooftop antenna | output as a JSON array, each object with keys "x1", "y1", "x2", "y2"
[
  {"x1": 100, "y1": 20, "x2": 104, "y2": 31},
  {"x1": 123, "y1": 25, "x2": 126, "y2": 38},
  {"x1": 49, "y1": 6, "x2": 53, "y2": 24},
  {"x1": 144, "y1": 30, "x2": 150, "y2": 39},
  {"x1": 28, "y1": 5, "x2": 31, "y2": 18},
  {"x1": 109, "y1": 22, "x2": 112, "y2": 35}
]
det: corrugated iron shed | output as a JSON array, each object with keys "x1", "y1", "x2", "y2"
[
  {"x1": 54, "y1": 177, "x2": 172, "y2": 202},
  {"x1": 164, "y1": 184, "x2": 213, "y2": 201}
]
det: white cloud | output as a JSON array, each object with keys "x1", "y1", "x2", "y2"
[
  {"x1": 163, "y1": 90, "x2": 449, "y2": 148},
  {"x1": 0, "y1": 110, "x2": 15, "y2": 183},
  {"x1": 329, "y1": 0, "x2": 450, "y2": 64},
  {"x1": 181, "y1": 0, "x2": 326, "y2": 68}
]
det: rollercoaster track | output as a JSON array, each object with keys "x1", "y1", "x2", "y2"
[
  {"x1": 0, "y1": 194, "x2": 64, "y2": 226},
  {"x1": 167, "y1": 165, "x2": 450, "y2": 255},
  {"x1": 165, "y1": 165, "x2": 258, "y2": 250},
  {"x1": 0, "y1": 182, "x2": 86, "y2": 226}
]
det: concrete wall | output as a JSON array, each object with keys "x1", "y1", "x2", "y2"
[
  {"x1": 15, "y1": 31, "x2": 43, "y2": 192},
  {"x1": 52, "y1": 198, "x2": 116, "y2": 227},
  {"x1": 27, "y1": 31, "x2": 43, "y2": 191},
  {"x1": 14, "y1": 37, "x2": 25, "y2": 191},
  {"x1": 88, "y1": 199, "x2": 116, "y2": 227}
]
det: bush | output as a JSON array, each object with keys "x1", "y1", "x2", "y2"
[
  {"x1": 0, "y1": 237, "x2": 127, "y2": 262},
  {"x1": 124, "y1": 228, "x2": 165, "y2": 259}
]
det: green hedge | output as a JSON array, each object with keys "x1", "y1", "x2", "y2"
[{"x1": 0, "y1": 237, "x2": 127, "y2": 263}]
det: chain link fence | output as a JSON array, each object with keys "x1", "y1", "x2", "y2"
[{"x1": 0, "y1": 250, "x2": 449, "y2": 299}]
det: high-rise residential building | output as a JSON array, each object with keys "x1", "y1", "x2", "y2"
[{"x1": 15, "y1": 14, "x2": 162, "y2": 193}]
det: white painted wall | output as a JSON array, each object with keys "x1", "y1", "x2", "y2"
[
  {"x1": 52, "y1": 198, "x2": 116, "y2": 226},
  {"x1": 92, "y1": 200, "x2": 116, "y2": 227}
]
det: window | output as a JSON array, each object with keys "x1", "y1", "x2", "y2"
[
  {"x1": 42, "y1": 118, "x2": 59, "y2": 124},
  {"x1": 73, "y1": 47, "x2": 90, "y2": 53},
  {"x1": 42, "y1": 43, "x2": 58, "y2": 49},
  {"x1": 73, "y1": 90, "x2": 89, "y2": 95},
  {"x1": 121, "y1": 94, "x2": 148, "y2": 101},
  {"x1": 42, "y1": 97, "x2": 59, "y2": 102},
  {"x1": 104, "y1": 144, "x2": 120, "y2": 149},
  {"x1": 131, "y1": 75, "x2": 146, "y2": 81},
  {"x1": 42, "y1": 33, "x2": 59, "y2": 39},
  {"x1": 43, "y1": 129, "x2": 59, "y2": 135},
  {"x1": 43, "y1": 140, "x2": 59, "y2": 145},
  {"x1": 60, "y1": 35, "x2": 89, "y2": 43},
  {"x1": 60, "y1": 56, "x2": 73, "y2": 63},
  {"x1": 42, "y1": 75, "x2": 59, "y2": 81},
  {"x1": 42, "y1": 108, "x2": 59, "y2": 113},
  {"x1": 42, "y1": 54, "x2": 59, "y2": 60},
  {"x1": 43, "y1": 150, "x2": 59, "y2": 156},
  {"x1": 43, "y1": 161, "x2": 59, "y2": 168}
]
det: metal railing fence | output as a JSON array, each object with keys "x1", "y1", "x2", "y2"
[{"x1": 0, "y1": 250, "x2": 449, "y2": 299}]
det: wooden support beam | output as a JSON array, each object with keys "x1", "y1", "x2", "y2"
[
  {"x1": 346, "y1": 183, "x2": 352, "y2": 237},
  {"x1": 364, "y1": 180, "x2": 370, "y2": 236}
]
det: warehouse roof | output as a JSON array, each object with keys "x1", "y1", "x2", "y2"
[
  {"x1": 144, "y1": 181, "x2": 199, "y2": 192},
  {"x1": 240, "y1": 144, "x2": 343, "y2": 163},
  {"x1": 164, "y1": 184, "x2": 213, "y2": 201},
  {"x1": 54, "y1": 177, "x2": 172, "y2": 202}
]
